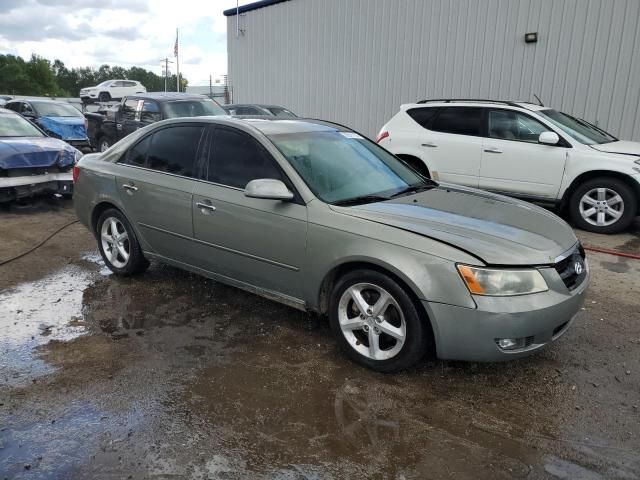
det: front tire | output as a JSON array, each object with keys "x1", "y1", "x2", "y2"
[
  {"x1": 569, "y1": 177, "x2": 637, "y2": 234},
  {"x1": 97, "y1": 208, "x2": 148, "y2": 275},
  {"x1": 329, "y1": 269, "x2": 428, "y2": 372},
  {"x1": 98, "y1": 92, "x2": 111, "y2": 102},
  {"x1": 97, "y1": 135, "x2": 112, "y2": 152}
]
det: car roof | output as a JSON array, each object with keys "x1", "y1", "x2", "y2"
[
  {"x1": 157, "y1": 116, "x2": 349, "y2": 135},
  {"x1": 128, "y1": 92, "x2": 211, "y2": 102},
  {"x1": 225, "y1": 104, "x2": 289, "y2": 109}
]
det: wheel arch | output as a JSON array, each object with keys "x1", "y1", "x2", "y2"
[
  {"x1": 560, "y1": 170, "x2": 640, "y2": 211},
  {"x1": 91, "y1": 201, "x2": 126, "y2": 235},
  {"x1": 315, "y1": 260, "x2": 436, "y2": 349}
]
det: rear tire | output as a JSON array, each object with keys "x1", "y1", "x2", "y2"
[
  {"x1": 97, "y1": 135, "x2": 112, "y2": 152},
  {"x1": 96, "y1": 208, "x2": 148, "y2": 276},
  {"x1": 329, "y1": 269, "x2": 428, "y2": 372},
  {"x1": 569, "y1": 177, "x2": 637, "y2": 234}
]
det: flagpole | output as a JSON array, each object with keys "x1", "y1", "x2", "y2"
[{"x1": 175, "y1": 28, "x2": 180, "y2": 92}]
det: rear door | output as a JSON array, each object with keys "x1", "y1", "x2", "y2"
[
  {"x1": 115, "y1": 124, "x2": 206, "y2": 264},
  {"x1": 479, "y1": 108, "x2": 567, "y2": 198},
  {"x1": 422, "y1": 106, "x2": 483, "y2": 187},
  {"x1": 191, "y1": 125, "x2": 307, "y2": 299}
]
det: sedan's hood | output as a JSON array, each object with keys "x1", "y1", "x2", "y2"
[
  {"x1": 590, "y1": 140, "x2": 640, "y2": 156},
  {"x1": 0, "y1": 137, "x2": 76, "y2": 169},
  {"x1": 36, "y1": 116, "x2": 88, "y2": 141},
  {"x1": 332, "y1": 186, "x2": 577, "y2": 265}
]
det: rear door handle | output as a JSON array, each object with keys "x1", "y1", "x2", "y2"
[
  {"x1": 196, "y1": 201, "x2": 216, "y2": 213},
  {"x1": 421, "y1": 142, "x2": 437, "y2": 148},
  {"x1": 484, "y1": 147, "x2": 503, "y2": 154},
  {"x1": 122, "y1": 184, "x2": 138, "y2": 192}
]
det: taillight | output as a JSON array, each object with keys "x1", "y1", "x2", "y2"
[
  {"x1": 376, "y1": 131, "x2": 389, "y2": 143},
  {"x1": 73, "y1": 165, "x2": 80, "y2": 183}
]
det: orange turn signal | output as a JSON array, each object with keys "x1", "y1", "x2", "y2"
[{"x1": 457, "y1": 265, "x2": 486, "y2": 295}]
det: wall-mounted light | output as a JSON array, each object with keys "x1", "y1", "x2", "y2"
[{"x1": 525, "y1": 32, "x2": 538, "y2": 43}]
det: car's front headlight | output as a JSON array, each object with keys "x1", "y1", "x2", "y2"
[{"x1": 457, "y1": 265, "x2": 548, "y2": 296}]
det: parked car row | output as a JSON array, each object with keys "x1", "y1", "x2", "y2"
[
  {"x1": 73, "y1": 115, "x2": 589, "y2": 372},
  {"x1": 378, "y1": 99, "x2": 640, "y2": 234}
]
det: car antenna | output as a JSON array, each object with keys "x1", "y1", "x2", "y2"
[{"x1": 533, "y1": 94, "x2": 544, "y2": 107}]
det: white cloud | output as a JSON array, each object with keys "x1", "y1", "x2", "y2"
[{"x1": 0, "y1": 0, "x2": 256, "y2": 86}]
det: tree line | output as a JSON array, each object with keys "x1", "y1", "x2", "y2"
[{"x1": 0, "y1": 54, "x2": 188, "y2": 97}]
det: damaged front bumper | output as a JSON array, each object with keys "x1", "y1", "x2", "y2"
[{"x1": 0, "y1": 172, "x2": 73, "y2": 201}]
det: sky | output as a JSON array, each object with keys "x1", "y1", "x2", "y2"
[{"x1": 0, "y1": 0, "x2": 256, "y2": 86}]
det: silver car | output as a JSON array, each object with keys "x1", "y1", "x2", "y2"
[{"x1": 73, "y1": 117, "x2": 589, "y2": 372}]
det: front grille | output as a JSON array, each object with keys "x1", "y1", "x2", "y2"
[{"x1": 554, "y1": 244, "x2": 587, "y2": 291}]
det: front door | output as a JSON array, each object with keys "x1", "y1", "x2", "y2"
[
  {"x1": 424, "y1": 106, "x2": 484, "y2": 187},
  {"x1": 115, "y1": 124, "x2": 206, "y2": 264},
  {"x1": 120, "y1": 98, "x2": 142, "y2": 139},
  {"x1": 191, "y1": 125, "x2": 307, "y2": 299},
  {"x1": 479, "y1": 109, "x2": 567, "y2": 198}
]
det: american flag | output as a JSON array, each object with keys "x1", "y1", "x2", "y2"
[{"x1": 174, "y1": 32, "x2": 178, "y2": 57}]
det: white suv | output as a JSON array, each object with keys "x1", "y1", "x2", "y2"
[
  {"x1": 378, "y1": 100, "x2": 640, "y2": 233},
  {"x1": 80, "y1": 80, "x2": 146, "y2": 104}
]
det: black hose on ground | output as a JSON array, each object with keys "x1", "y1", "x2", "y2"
[{"x1": 0, "y1": 220, "x2": 79, "y2": 267}]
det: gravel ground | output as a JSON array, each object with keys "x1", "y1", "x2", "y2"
[{"x1": 0, "y1": 198, "x2": 639, "y2": 479}]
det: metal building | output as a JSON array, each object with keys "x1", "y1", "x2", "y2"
[{"x1": 225, "y1": 0, "x2": 640, "y2": 141}]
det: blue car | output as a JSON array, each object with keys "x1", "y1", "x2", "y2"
[
  {"x1": 0, "y1": 108, "x2": 81, "y2": 202},
  {"x1": 4, "y1": 99, "x2": 90, "y2": 150}
]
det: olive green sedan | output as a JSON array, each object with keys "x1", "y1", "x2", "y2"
[{"x1": 73, "y1": 117, "x2": 588, "y2": 372}]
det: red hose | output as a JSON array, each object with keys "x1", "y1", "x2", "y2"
[{"x1": 583, "y1": 245, "x2": 640, "y2": 260}]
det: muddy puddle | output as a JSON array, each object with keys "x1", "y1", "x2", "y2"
[{"x1": 1, "y1": 259, "x2": 639, "y2": 478}]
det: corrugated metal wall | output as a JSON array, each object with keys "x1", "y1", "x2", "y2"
[{"x1": 227, "y1": 0, "x2": 640, "y2": 140}]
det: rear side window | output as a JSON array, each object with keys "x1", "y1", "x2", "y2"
[
  {"x1": 122, "y1": 135, "x2": 151, "y2": 167},
  {"x1": 406, "y1": 107, "x2": 439, "y2": 129},
  {"x1": 208, "y1": 127, "x2": 282, "y2": 189},
  {"x1": 146, "y1": 126, "x2": 204, "y2": 177},
  {"x1": 431, "y1": 107, "x2": 483, "y2": 136}
]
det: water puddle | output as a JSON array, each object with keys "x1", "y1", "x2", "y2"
[{"x1": 0, "y1": 266, "x2": 95, "y2": 387}]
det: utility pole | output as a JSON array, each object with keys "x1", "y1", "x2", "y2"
[
  {"x1": 161, "y1": 58, "x2": 174, "y2": 92},
  {"x1": 175, "y1": 28, "x2": 180, "y2": 92},
  {"x1": 209, "y1": 75, "x2": 213, "y2": 98}
]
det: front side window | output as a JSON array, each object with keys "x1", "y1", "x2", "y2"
[
  {"x1": 537, "y1": 109, "x2": 616, "y2": 145},
  {"x1": 268, "y1": 130, "x2": 426, "y2": 204},
  {"x1": 163, "y1": 99, "x2": 225, "y2": 118},
  {"x1": 488, "y1": 110, "x2": 548, "y2": 143},
  {"x1": 146, "y1": 126, "x2": 204, "y2": 177},
  {"x1": 431, "y1": 107, "x2": 483, "y2": 136},
  {"x1": 122, "y1": 99, "x2": 139, "y2": 121},
  {"x1": 0, "y1": 113, "x2": 44, "y2": 137},
  {"x1": 208, "y1": 127, "x2": 282, "y2": 189}
]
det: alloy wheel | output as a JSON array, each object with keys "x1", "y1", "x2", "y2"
[
  {"x1": 100, "y1": 217, "x2": 130, "y2": 268},
  {"x1": 579, "y1": 187, "x2": 624, "y2": 227},
  {"x1": 337, "y1": 283, "x2": 406, "y2": 361}
]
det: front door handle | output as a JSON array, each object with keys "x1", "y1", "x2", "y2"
[
  {"x1": 122, "y1": 184, "x2": 138, "y2": 192},
  {"x1": 421, "y1": 142, "x2": 438, "y2": 148},
  {"x1": 196, "y1": 201, "x2": 216, "y2": 213},
  {"x1": 484, "y1": 147, "x2": 503, "y2": 154}
]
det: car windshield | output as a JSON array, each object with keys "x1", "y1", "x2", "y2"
[
  {"x1": 268, "y1": 107, "x2": 297, "y2": 118},
  {"x1": 163, "y1": 99, "x2": 226, "y2": 118},
  {"x1": 268, "y1": 130, "x2": 429, "y2": 204},
  {"x1": 32, "y1": 102, "x2": 83, "y2": 117},
  {"x1": 537, "y1": 109, "x2": 617, "y2": 145},
  {"x1": 0, "y1": 114, "x2": 44, "y2": 137}
]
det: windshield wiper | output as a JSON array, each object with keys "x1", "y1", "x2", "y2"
[
  {"x1": 332, "y1": 194, "x2": 391, "y2": 206},
  {"x1": 389, "y1": 183, "x2": 436, "y2": 198}
]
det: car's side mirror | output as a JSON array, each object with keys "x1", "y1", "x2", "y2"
[
  {"x1": 539, "y1": 131, "x2": 560, "y2": 145},
  {"x1": 244, "y1": 179, "x2": 294, "y2": 201}
]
